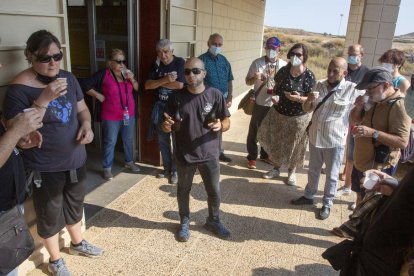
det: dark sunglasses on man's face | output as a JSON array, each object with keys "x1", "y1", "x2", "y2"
[
  {"x1": 36, "y1": 51, "x2": 64, "y2": 63},
  {"x1": 184, "y1": 68, "x2": 204, "y2": 75},
  {"x1": 290, "y1": 52, "x2": 303, "y2": 58},
  {"x1": 112, "y1": 59, "x2": 127, "y2": 65}
]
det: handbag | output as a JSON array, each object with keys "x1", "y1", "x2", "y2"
[
  {"x1": 238, "y1": 81, "x2": 267, "y2": 115},
  {"x1": 0, "y1": 155, "x2": 35, "y2": 274}
]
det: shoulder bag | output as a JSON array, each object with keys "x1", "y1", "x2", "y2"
[
  {"x1": 0, "y1": 154, "x2": 35, "y2": 274},
  {"x1": 238, "y1": 81, "x2": 267, "y2": 115}
]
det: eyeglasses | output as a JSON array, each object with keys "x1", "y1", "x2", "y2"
[
  {"x1": 366, "y1": 83, "x2": 382, "y2": 90},
  {"x1": 290, "y1": 52, "x2": 303, "y2": 58},
  {"x1": 184, "y1": 68, "x2": 204, "y2": 75},
  {"x1": 112, "y1": 59, "x2": 127, "y2": 65},
  {"x1": 36, "y1": 51, "x2": 63, "y2": 63}
]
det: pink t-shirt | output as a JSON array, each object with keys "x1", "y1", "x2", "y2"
[{"x1": 101, "y1": 69, "x2": 135, "y2": 121}]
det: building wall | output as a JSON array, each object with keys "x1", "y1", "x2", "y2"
[
  {"x1": 196, "y1": 0, "x2": 266, "y2": 112},
  {"x1": 345, "y1": 0, "x2": 401, "y2": 67}
]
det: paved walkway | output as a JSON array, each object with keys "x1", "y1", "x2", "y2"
[{"x1": 29, "y1": 109, "x2": 354, "y2": 276}]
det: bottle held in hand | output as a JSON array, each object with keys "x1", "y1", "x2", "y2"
[
  {"x1": 204, "y1": 101, "x2": 218, "y2": 128},
  {"x1": 171, "y1": 100, "x2": 182, "y2": 132}
]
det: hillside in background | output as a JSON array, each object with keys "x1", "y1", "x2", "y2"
[{"x1": 264, "y1": 26, "x2": 414, "y2": 79}]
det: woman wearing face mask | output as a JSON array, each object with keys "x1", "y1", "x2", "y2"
[
  {"x1": 258, "y1": 43, "x2": 316, "y2": 186},
  {"x1": 378, "y1": 49, "x2": 410, "y2": 93}
]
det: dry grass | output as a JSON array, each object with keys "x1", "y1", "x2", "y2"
[{"x1": 264, "y1": 27, "x2": 414, "y2": 80}]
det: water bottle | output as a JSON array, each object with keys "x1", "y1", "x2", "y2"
[
  {"x1": 204, "y1": 101, "x2": 218, "y2": 128},
  {"x1": 172, "y1": 100, "x2": 182, "y2": 132}
]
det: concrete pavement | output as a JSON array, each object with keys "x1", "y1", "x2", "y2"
[{"x1": 28, "y1": 109, "x2": 353, "y2": 276}]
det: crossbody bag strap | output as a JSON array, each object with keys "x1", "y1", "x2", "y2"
[{"x1": 252, "y1": 81, "x2": 268, "y2": 98}]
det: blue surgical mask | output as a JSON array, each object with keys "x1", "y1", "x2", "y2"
[
  {"x1": 209, "y1": 46, "x2": 222, "y2": 56},
  {"x1": 348, "y1": 55, "x2": 359, "y2": 65}
]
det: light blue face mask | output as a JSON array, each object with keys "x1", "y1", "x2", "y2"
[
  {"x1": 348, "y1": 55, "x2": 359, "y2": 65},
  {"x1": 209, "y1": 46, "x2": 222, "y2": 56}
]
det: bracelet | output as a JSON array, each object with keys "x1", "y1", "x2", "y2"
[{"x1": 33, "y1": 100, "x2": 48, "y2": 109}]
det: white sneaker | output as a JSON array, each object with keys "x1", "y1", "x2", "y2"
[
  {"x1": 286, "y1": 172, "x2": 296, "y2": 186},
  {"x1": 263, "y1": 168, "x2": 280, "y2": 179},
  {"x1": 336, "y1": 186, "x2": 352, "y2": 197}
]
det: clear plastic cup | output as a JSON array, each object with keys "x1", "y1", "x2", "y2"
[{"x1": 363, "y1": 171, "x2": 380, "y2": 189}]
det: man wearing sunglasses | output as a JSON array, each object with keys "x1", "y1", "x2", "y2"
[
  {"x1": 199, "y1": 33, "x2": 234, "y2": 163},
  {"x1": 145, "y1": 39, "x2": 185, "y2": 184},
  {"x1": 162, "y1": 57, "x2": 231, "y2": 242}
]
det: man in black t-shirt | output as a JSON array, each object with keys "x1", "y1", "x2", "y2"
[
  {"x1": 162, "y1": 57, "x2": 231, "y2": 242},
  {"x1": 145, "y1": 39, "x2": 185, "y2": 184},
  {"x1": 0, "y1": 109, "x2": 42, "y2": 274}
]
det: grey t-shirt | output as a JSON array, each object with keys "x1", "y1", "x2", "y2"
[
  {"x1": 165, "y1": 86, "x2": 231, "y2": 163},
  {"x1": 4, "y1": 70, "x2": 86, "y2": 172},
  {"x1": 346, "y1": 64, "x2": 370, "y2": 84}
]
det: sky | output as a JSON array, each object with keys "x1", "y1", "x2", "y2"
[{"x1": 264, "y1": 0, "x2": 413, "y2": 36}]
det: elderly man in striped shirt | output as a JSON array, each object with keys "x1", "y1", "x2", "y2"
[{"x1": 291, "y1": 57, "x2": 364, "y2": 220}]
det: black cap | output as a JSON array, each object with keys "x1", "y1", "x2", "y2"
[{"x1": 355, "y1": 67, "x2": 393, "y2": 90}]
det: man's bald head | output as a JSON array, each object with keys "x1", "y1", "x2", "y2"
[
  {"x1": 330, "y1": 57, "x2": 348, "y2": 71},
  {"x1": 185, "y1": 57, "x2": 205, "y2": 70}
]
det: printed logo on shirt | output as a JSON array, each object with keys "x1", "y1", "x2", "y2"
[
  {"x1": 203, "y1": 102, "x2": 213, "y2": 114},
  {"x1": 13, "y1": 147, "x2": 19, "y2": 156},
  {"x1": 49, "y1": 95, "x2": 72, "y2": 124}
]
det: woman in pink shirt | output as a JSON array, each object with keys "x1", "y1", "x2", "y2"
[{"x1": 82, "y1": 49, "x2": 140, "y2": 180}]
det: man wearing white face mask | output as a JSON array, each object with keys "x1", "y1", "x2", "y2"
[
  {"x1": 244, "y1": 37, "x2": 287, "y2": 169},
  {"x1": 349, "y1": 67, "x2": 411, "y2": 207},
  {"x1": 199, "y1": 33, "x2": 234, "y2": 162}
]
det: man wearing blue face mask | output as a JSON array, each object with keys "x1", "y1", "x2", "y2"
[
  {"x1": 336, "y1": 44, "x2": 370, "y2": 200},
  {"x1": 346, "y1": 44, "x2": 369, "y2": 84},
  {"x1": 199, "y1": 33, "x2": 234, "y2": 162}
]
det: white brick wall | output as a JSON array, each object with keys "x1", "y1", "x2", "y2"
[
  {"x1": 196, "y1": 0, "x2": 266, "y2": 111},
  {"x1": 345, "y1": 0, "x2": 401, "y2": 67}
]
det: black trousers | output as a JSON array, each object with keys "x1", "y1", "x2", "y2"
[
  {"x1": 246, "y1": 103, "x2": 270, "y2": 161},
  {"x1": 176, "y1": 158, "x2": 221, "y2": 222}
]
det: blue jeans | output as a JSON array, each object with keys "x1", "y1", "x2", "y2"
[
  {"x1": 102, "y1": 118, "x2": 135, "y2": 169},
  {"x1": 156, "y1": 123, "x2": 176, "y2": 173},
  {"x1": 176, "y1": 158, "x2": 221, "y2": 222},
  {"x1": 304, "y1": 143, "x2": 345, "y2": 208}
]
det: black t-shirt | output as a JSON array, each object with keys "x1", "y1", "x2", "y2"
[
  {"x1": 274, "y1": 66, "x2": 316, "y2": 116},
  {"x1": 4, "y1": 70, "x2": 86, "y2": 172},
  {"x1": 147, "y1": 56, "x2": 185, "y2": 102},
  {"x1": 346, "y1": 64, "x2": 370, "y2": 84},
  {"x1": 165, "y1": 86, "x2": 230, "y2": 163},
  {"x1": 0, "y1": 124, "x2": 26, "y2": 211}
]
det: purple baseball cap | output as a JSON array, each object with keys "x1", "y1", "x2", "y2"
[{"x1": 265, "y1": 37, "x2": 281, "y2": 49}]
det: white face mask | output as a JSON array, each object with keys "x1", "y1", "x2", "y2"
[
  {"x1": 382, "y1": 63, "x2": 394, "y2": 73},
  {"x1": 291, "y1": 55, "x2": 302, "y2": 67},
  {"x1": 209, "y1": 46, "x2": 222, "y2": 56},
  {"x1": 266, "y1": 49, "x2": 278, "y2": 59}
]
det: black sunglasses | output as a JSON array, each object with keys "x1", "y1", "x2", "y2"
[
  {"x1": 290, "y1": 52, "x2": 303, "y2": 58},
  {"x1": 184, "y1": 68, "x2": 204, "y2": 75},
  {"x1": 112, "y1": 59, "x2": 127, "y2": 65},
  {"x1": 36, "y1": 51, "x2": 64, "y2": 63}
]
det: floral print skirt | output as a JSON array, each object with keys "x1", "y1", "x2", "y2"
[{"x1": 257, "y1": 108, "x2": 311, "y2": 169}]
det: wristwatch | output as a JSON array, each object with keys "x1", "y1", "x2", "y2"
[{"x1": 372, "y1": 130, "x2": 379, "y2": 141}]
